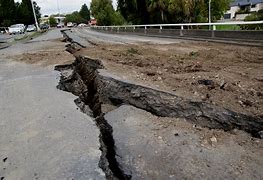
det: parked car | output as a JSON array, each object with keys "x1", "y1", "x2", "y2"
[
  {"x1": 40, "y1": 24, "x2": 49, "y2": 30},
  {"x1": 77, "y1": 23, "x2": 88, "y2": 27},
  {"x1": 57, "y1": 23, "x2": 64, "y2": 28},
  {"x1": 88, "y1": 19, "x2": 97, "y2": 26},
  {"x1": 66, "y1": 22, "x2": 73, "y2": 27},
  {"x1": 26, "y1": 25, "x2": 36, "y2": 32},
  {"x1": 8, "y1": 24, "x2": 25, "y2": 34}
]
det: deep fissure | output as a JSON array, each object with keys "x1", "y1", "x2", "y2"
[
  {"x1": 55, "y1": 61, "x2": 131, "y2": 179},
  {"x1": 58, "y1": 30, "x2": 132, "y2": 179}
]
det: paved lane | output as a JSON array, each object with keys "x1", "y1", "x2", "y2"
[
  {"x1": 74, "y1": 28, "x2": 184, "y2": 44},
  {"x1": 0, "y1": 30, "x2": 105, "y2": 180}
]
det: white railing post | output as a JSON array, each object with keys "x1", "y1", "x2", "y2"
[
  {"x1": 159, "y1": 26, "x2": 162, "y2": 33},
  {"x1": 133, "y1": 26, "x2": 135, "y2": 32},
  {"x1": 144, "y1": 26, "x2": 147, "y2": 34},
  {"x1": 212, "y1": 25, "x2": 216, "y2": 38},
  {"x1": 213, "y1": 25, "x2": 216, "y2": 30},
  {"x1": 180, "y1": 25, "x2": 184, "y2": 36}
]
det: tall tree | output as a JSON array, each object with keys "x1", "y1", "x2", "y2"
[
  {"x1": 148, "y1": 0, "x2": 168, "y2": 23},
  {"x1": 65, "y1": 11, "x2": 85, "y2": 24},
  {"x1": 0, "y1": 0, "x2": 16, "y2": 26},
  {"x1": 48, "y1": 16, "x2": 57, "y2": 27},
  {"x1": 79, "y1": 3, "x2": 90, "y2": 21},
  {"x1": 204, "y1": 0, "x2": 232, "y2": 21},
  {"x1": 17, "y1": 0, "x2": 41, "y2": 25},
  {"x1": 91, "y1": 0, "x2": 115, "y2": 25},
  {"x1": 136, "y1": 0, "x2": 150, "y2": 24},
  {"x1": 118, "y1": 0, "x2": 149, "y2": 24},
  {"x1": 168, "y1": 0, "x2": 205, "y2": 23},
  {"x1": 118, "y1": 0, "x2": 232, "y2": 24},
  {"x1": 0, "y1": 0, "x2": 41, "y2": 26},
  {"x1": 117, "y1": 0, "x2": 135, "y2": 22}
]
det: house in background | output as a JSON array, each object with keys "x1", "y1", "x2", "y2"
[
  {"x1": 224, "y1": 0, "x2": 263, "y2": 20},
  {"x1": 40, "y1": 15, "x2": 65, "y2": 25}
]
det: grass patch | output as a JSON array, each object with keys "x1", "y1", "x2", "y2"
[
  {"x1": 14, "y1": 31, "x2": 44, "y2": 41},
  {"x1": 126, "y1": 47, "x2": 140, "y2": 55},
  {"x1": 215, "y1": 25, "x2": 241, "y2": 30},
  {"x1": 189, "y1": 51, "x2": 199, "y2": 57}
]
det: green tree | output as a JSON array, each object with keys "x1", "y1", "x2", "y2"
[
  {"x1": 48, "y1": 16, "x2": 57, "y2": 27},
  {"x1": 241, "y1": 9, "x2": 263, "y2": 30},
  {"x1": 117, "y1": 0, "x2": 149, "y2": 24},
  {"x1": 168, "y1": 0, "x2": 206, "y2": 23},
  {"x1": 204, "y1": 0, "x2": 232, "y2": 21},
  {"x1": 65, "y1": 11, "x2": 86, "y2": 24},
  {"x1": 0, "y1": 0, "x2": 41, "y2": 26},
  {"x1": 117, "y1": 0, "x2": 231, "y2": 24},
  {"x1": 79, "y1": 3, "x2": 90, "y2": 21},
  {"x1": 0, "y1": 0, "x2": 16, "y2": 26},
  {"x1": 91, "y1": 0, "x2": 116, "y2": 25},
  {"x1": 112, "y1": 11, "x2": 126, "y2": 25},
  {"x1": 16, "y1": 0, "x2": 41, "y2": 25},
  {"x1": 148, "y1": 0, "x2": 168, "y2": 23}
]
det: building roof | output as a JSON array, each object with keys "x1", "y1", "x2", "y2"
[{"x1": 231, "y1": 0, "x2": 263, "y2": 6}]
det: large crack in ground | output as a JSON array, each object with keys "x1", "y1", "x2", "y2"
[
  {"x1": 55, "y1": 60, "x2": 131, "y2": 179},
  {"x1": 55, "y1": 30, "x2": 263, "y2": 179}
]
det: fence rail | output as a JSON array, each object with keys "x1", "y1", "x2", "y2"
[
  {"x1": 92, "y1": 21, "x2": 263, "y2": 30},
  {"x1": 90, "y1": 21, "x2": 263, "y2": 44}
]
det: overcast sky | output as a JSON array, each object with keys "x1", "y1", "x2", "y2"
[{"x1": 15, "y1": 0, "x2": 117, "y2": 15}]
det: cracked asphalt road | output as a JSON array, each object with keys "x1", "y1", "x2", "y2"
[
  {"x1": 1, "y1": 28, "x2": 262, "y2": 180},
  {"x1": 0, "y1": 30, "x2": 105, "y2": 180}
]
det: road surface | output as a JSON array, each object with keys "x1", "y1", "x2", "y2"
[
  {"x1": 73, "y1": 28, "x2": 185, "y2": 44},
  {"x1": 0, "y1": 30, "x2": 105, "y2": 179},
  {"x1": 0, "y1": 28, "x2": 262, "y2": 180}
]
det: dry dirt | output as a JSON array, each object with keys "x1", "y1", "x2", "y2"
[
  {"x1": 74, "y1": 41, "x2": 263, "y2": 117},
  {"x1": 10, "y1": 39, "x2": 74, "y2": 67},
  {"x1": 13, "y1": 39, "x2": 263, "y2": 117}
]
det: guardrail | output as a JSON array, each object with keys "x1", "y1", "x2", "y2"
[
  {"x1": 92, "y1": 20, "x2": 263, "y2": 30},
  {"x1": 91, "y1": 21, "x2": 263, "y2": 43}
]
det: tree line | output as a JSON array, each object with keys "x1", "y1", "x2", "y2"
[
  {"x1": 64, "y1": 4, "x2": 91, "y2": 24},
  {"x1": 0, "y1": 0, "x2": 41, "y2": 27},
  {"x1": 91, "y1": 0, "x2": 232, "y2": 26},
  {"x1": 91, "y1": 0, "x2": 125, "y2": 26},
  {"x1": 47, "y1": 4, "x2": 91, "y2": 27}
]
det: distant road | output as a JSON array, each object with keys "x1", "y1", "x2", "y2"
[
  {"x1": 0, "y1": 34, "x2": 18, "y2": 42},
  {"x1": 73, "y1": 28, "x2": 185, "y2": 44},
  {"x1": 76, "y1": 27, "x2": 263, "y2": 46}
]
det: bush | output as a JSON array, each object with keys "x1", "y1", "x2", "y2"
[
  {"x1": 65, "y1": 11, "x2": 86, "y2": 24},
  {"x1": 49, "y1": 16, "x2": 57, "y2": 27},
  {"x1": 240, "y1": 10, "x2": 263, "y2": 30},
  {"x1": 112, "y1": 11, "x2": 126, "y2": 25}
]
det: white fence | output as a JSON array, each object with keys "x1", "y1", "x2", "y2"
[
  {"x1": 92, "y1": 20, "x2": 263, "y2": 31},
  {"x1": 90, "y1": 21, "x2": 263, "y2": 42}
]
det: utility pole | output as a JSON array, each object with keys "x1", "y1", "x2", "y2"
[
  {"x1": 30, "y1": 0, "x2": 40, "y2": 31},
  {"x1": 57, "y1": 0, "x2": 61, "y2": 23},
  {"x1": 209, "y1": 0, "x2": 211, "y2": 29}
]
